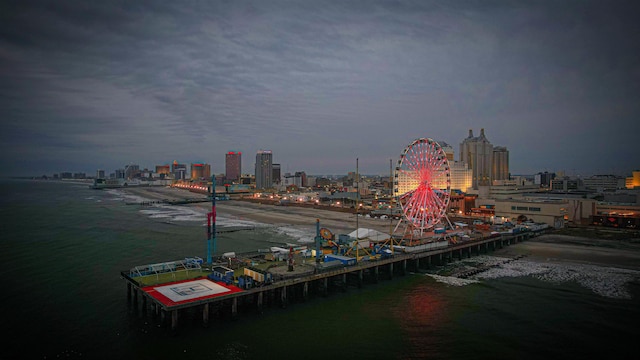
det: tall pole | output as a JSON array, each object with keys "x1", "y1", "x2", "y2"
[
  {"x1": 356, "y1": 158, "x2": 359, "y2": 261},
  {"x1": 207, "y1": 174, "x2": 217, "y2": 264},
  {"x1": 390, "y1": 158, "x2": 394, "y2": 254},
  {"x1": 315, "y1": 219, "x2": 322, "y2": 263}
]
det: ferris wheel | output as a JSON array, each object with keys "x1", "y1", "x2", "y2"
[{"x1": 394, "y1": 138, "x2": 451, "y2": 236}]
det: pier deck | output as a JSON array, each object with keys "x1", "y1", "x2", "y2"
[{"x1": 122, "y1": 231, "x2": 541, "y2": 330}]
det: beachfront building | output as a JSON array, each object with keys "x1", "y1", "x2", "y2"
[
  {"x1": 255, "y1": 150, "x2": 273, "y2": 189},
  {"x1": 492, "y1": 146, "x2": 509, "y2": 182},
  {"x1": 171, "y1": 161, "x2": 187, "y2": 180},
  {"x1": 626, "y1": 171, "x2": 640, "y2": 189},
  {"x1": 460, "y1": 128, "x2": 493, "y2": 190},
  {"x1": 155, "y1": 165, "x2": 171, "y2": 176},
  {"x1": 551, "y1": 177, "x2": 583, "y2": 191},
  {"x1": 124, "y1": 164, "x2": 139, "y2": 180},
  {"x1": 582, "y1": 175, "x2": 626, "y2": 191},
  {"x1": 494, "y1": 198, "x2": 568, "y2": 228},
  {"x1": 272, "y1": 164, "x2": 281, "y2": 186},
  {"x1": 594, "y1": 200, "x2": 640, "y2": 228},
  {"x1": 534, "y1": 172, "x2": 555, "y2": 187},
  {"x1": 438, "y1": 141, "x2": 455, "y2": 162},
  {"x1": 191, "y1": 163, "x2": 211, "y2": 181},
  {"x1": 282, "y1": 171, "x2": 307, "y2": 189},
  {"x1": 225, "y1": 151, "x2": 242, "y2": 182},
  {"x1": 489, "y1": 180, "x2": 541, "y2": 200},
  {"x1": 450, "y1": 161, "x2": 473, "y2": 193}
]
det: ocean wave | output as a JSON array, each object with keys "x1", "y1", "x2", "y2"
[
  {"x1": 215, "y1": 215, "x2": 268, "y2": 229},
  {"x1": 471, "y1": 257, "x2": 640, "y2": 299},
  {"x1": 426, "y1": 274, "x2": 480, "y2": 286},
  {"x1": 139, "y1": 207, "x2": 205, "y2": 222},
  {"x1": 274, "y1": 226, "x2": 315, "y2": 244}
]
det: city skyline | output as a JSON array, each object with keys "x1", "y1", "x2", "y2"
[{"x1": 1, "y1": 1, "x2": 639, "y2": 177}]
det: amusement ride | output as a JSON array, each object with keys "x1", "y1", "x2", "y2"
[{"x1": 393, "y1": 138, "x2": 454, "y2": 243}]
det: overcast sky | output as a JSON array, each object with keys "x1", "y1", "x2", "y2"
[{"x1": 1, "y1": 0, "x2": 639, "y2": 177}]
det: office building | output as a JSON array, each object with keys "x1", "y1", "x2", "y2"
[
  {"x1": 255, "y1": 150, "x2": 273, "y2": 189},
  {"x1": 225, "y1": 151, "x2": 242, "y2": 182}
]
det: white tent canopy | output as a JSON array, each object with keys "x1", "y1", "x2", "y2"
[{"x1": 347, "y1": 228, "x2": 390, "y2": 241}]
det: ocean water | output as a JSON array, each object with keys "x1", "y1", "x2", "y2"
[{"x1": 1, "y1": 180, "x2": 638, "y2": 359}]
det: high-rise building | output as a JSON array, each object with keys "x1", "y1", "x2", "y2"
[
  {"x1": 191, "y1": 163, "x2": 211, "y2": 180},
  {"x1": 492, "y1": 146, "x2": 510, "y2": 182},
  {"x1": 96, "y1": 169, "x2": 105, "y2": 179},
  {"x1": 171, "y1": 161, "x2": 187, "y2": 180},
  {"x1": 460, "y1": 128, "x2": 493, "y2": 189},
  {"x1": 225, "y1": 151, "x2": 242, "y2": 182},
  {"x1": 534, "y1": 172, "x2": 556, "y2": 187},
  {"x1": 438, "y1": 141, "x2": 455, "y2": 162},
  {"x1": 124, "y1": 164, "x2": 139, "y2": 179},
  {"x1": 156, "y1": 165, "x2": 170, "y2": 175},
  {"x1": 282, "y1": 171, "x2": 308, "y2": 188},
  {"x1": 272, "y1": 163, "x2": 281, "y2": 185},
  {"x1": 255, "y1": 150, "x2": 273, "y2": 189},
  {"x1": 449, "y1": 161, "x2": 473, "y2": 192}
]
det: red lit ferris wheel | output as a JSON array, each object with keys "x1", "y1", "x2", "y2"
[{"x1": 393, "y1": 138, "x2": 451, "y2": 237}]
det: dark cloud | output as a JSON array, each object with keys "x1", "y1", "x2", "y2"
[{"x1": 1, "y1": 0, "x2": 639, "y2": 177}]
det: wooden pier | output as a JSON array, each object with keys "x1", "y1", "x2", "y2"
[{"x1": 122, "y1": 231, "x2": 538, "y2": 331}]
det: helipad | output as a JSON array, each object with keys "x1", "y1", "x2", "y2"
[{"x1": 143, "y1": 278, "x2": 243, "y2": 307}]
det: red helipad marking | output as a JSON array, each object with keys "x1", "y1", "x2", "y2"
[{"x1": 143, "y1": 278, "x2": 244, "y2": 307}]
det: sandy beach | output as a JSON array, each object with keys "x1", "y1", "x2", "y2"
[
  {"x1": 122, "y1": 185, "x2": 396, "y2": 235},
  {"x1": 121, "y1": 186, "x2": 640, "y2": 270}
]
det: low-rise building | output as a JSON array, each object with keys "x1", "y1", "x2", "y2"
[{"x1": 494, "y1": 198, "x2": 568, "y2": 228}]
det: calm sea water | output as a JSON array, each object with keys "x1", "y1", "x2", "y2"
[{"x1": 1, "y1": 180, "x2": 638, "y2": 359}]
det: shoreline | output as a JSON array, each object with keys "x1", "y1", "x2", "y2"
[
  {"x1": 120, "y1": 185, "x2": 396, "y2": 235},
  {"x1": 118, "y1": 185, "x2": 640, "y2": 270}
]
